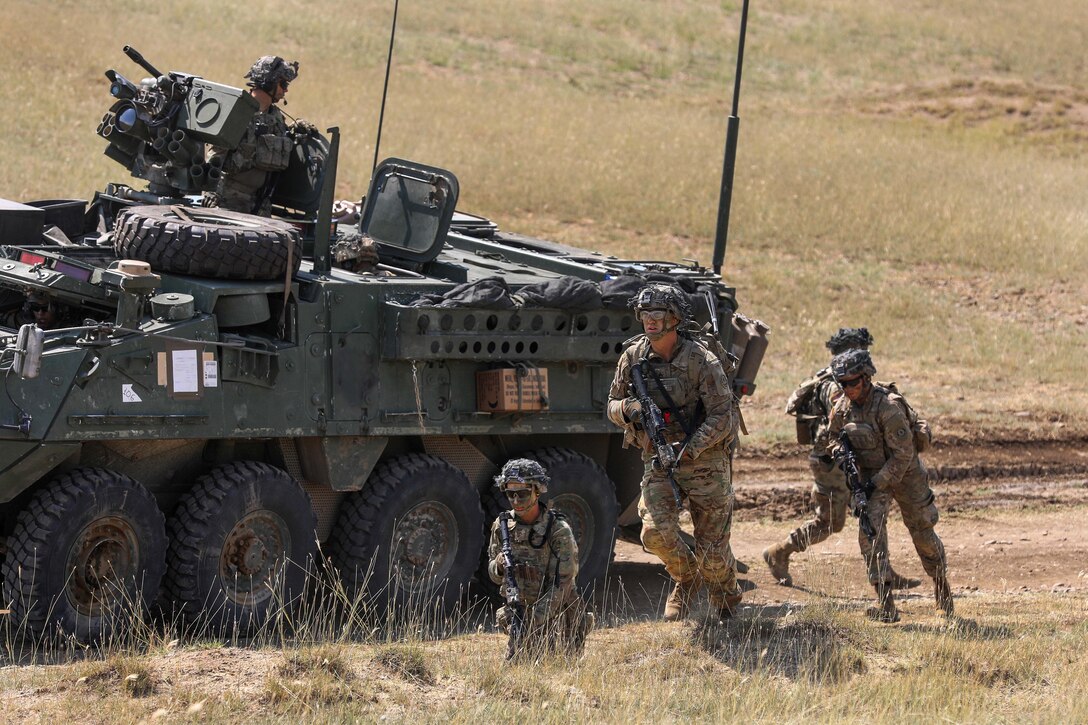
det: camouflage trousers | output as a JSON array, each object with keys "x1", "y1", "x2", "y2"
[
  {"x1": 859, "y1": 466, "x2": 947, "y2": 584},
  {"x1": 496, "y1": 592, "x2": 593, "y2": 658},
  {"x1": 787, "y1": 454, "x2": 849, "y2": 551},
  {"x1": 638, "y1": 450, "x2": 741, "y2": 609}
]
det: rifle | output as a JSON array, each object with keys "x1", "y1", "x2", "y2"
[
  {"x1": 835, "y1": 430, "x2": 878, "y2": 543},
  {"x1": 630, "y1": 360, "x2": 684, "y2": 508},
  {"x1": 496, "y1": 512, "x2": 525, "y2": 660}
]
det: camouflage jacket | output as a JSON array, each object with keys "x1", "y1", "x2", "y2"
[
  {"x1": 487, "y1": 506, "x2": 578, "y2": 608},
  {"x1": 207, "y1": 105, "x2": 291, "y2": 215},
  {"x1": 826, "y1": 384, "x2": 924, "y2": 491},
  {"x1": 606, "y1": 335, "x2": 737, "y2": 461}
]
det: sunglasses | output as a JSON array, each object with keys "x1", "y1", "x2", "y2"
[
  {"x1": 638, "y1": 309, "x2": 669, "y2": 322},
  {"x1": 505, "y1": 489, "x2": 534, "y2": 503},
  {"x1": 29, "y1": 303, "x2": 50, "y2": 313},
  {"x1": 838, "y1": 376, "x2": 865, "y2": 389}
]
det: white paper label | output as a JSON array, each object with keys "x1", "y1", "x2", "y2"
[
  {"x1": 204, "y1": 360, "x2": 219, "y2": 388},
  {"x1": 121, "y1": 384, "x2": 142, "y2": 403},
  {"x1": 171, "y1": 349, "x2": 200, "y2": 393}
]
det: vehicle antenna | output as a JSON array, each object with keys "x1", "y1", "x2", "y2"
[
  {"x1": 710, "y1": 0, "x2": 750, "y2": 276},
  {"x1": 372, "y1": 0, "x2": 400, "y2": 173}
]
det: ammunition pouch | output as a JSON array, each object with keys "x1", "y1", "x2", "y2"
[{"x1": 254, "y1": 135, "x2": 293, "y2": 171}]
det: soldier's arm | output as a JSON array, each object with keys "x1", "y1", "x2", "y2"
[
  {"x1": 551, "y1": 521, "x2": 580, "y2": 593},
  {"x1": 872, "y1": 399, "x2": 915, "y2": 490},
  {"x1": 606, "y1": 352, "x2": 635, "y2": 428},
  {"x1": 687, "y1": 350, "x2": 735, "y2": 458},
  {"x1": 825, "y1": 401, "x2": 847, "y2": 458},
  {"x1": 486, "y1": 519, "x2": 505, "y2": 585}
]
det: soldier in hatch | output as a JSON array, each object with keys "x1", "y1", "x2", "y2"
[
  {"x1": 487, "y1": 458, "x2": 592, "y2": 658},
  {"x1": 204, "y1": 55, "x2": 301, "y2": 216},
  {"x1": 2, "y1": 290, "x2": 71, "y2": 331},
  {"x1": 606, "y1": 283, "x2": 742, "y2": 621},
  {"x1": 826, "y1": 349, "x2": 952, "y2": 622},
  {"x1": 764, "y1": 328, "x2": 920, "y2": 591}
]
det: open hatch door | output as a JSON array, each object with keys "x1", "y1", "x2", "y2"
[{"x1": 359, "y1": 158, "x2": 459, "y2": 266}]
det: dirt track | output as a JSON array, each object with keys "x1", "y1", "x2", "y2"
[{"x1": 608, "y1": 438, "x2": 1088, "y2": 621}]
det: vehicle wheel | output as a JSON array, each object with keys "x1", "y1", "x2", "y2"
[
  {"x1": 1, "y1": 468, "x2": 166, "y2": 642},
  {"x1": 113, "y1": 204, "x2": 301, "y2": 280},
  {"x1": 527, "y1": 448, "x2": 619, "y2": 590},
  {"x1": 163, "y1": 461, "x2": 317, "y2": 632},
  {"x1": 329, "y1": 454, "x2": 484, "y2": 616}
]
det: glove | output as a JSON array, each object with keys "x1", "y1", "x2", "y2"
[
  {"x1": 291, "y1": 118, "x2": 318, "y2": 136},
  {"x1": 622, "y1": 397, "x2": 642, "y2": 423}
]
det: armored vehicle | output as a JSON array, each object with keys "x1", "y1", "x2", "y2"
[{"x1": 0, "y1": 47, "x2": 767, "y2": 640}]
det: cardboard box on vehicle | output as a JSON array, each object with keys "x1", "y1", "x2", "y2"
[{"x1": 476, "y1": 367, "x2": 549, "y2": 412}]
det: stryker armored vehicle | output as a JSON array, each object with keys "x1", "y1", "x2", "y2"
[{"x1": 0, "y1": 44, "x2": 767, "y2": 640}]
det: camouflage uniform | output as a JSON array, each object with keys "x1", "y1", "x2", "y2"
[
  {"x1": 827, "y1": 381, "x2": 950, "y2": 616},
  {"x1": 205, "y1": 56, "x2": 298, "y2": 216},
  {"x1": 787, "y1": 369, "x2": 850, "y2": 550},
  {"x1": 487, "y1": 504, "x2": 589, "y2": 655},
  {"x1": 607, "y1": 334, "x2": 741, "y2": 614},
  {"x1": 206, "y1": 106, "x2": 292, "y2": 216}
]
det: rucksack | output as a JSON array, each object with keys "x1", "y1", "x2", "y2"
[
  {"x1": 880, "y1": 382, "x2": 933, "y2": 453},
  {"x1": 785, "y1": 368, "x2": 833, "y2": 445}
]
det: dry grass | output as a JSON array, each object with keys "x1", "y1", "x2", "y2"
[
  {"x1": 1, "y1": 591, "x2": 1085, "y2": 722},
  {"x1": 0, "y1": 0, "x2": 1084, "y2": 448}
]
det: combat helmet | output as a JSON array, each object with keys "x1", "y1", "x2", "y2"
[
  {"x1": 245, "y1": 56, "x2": 299, "y2": 94},
  {"x1": 24, "y1": 289, "x2": 53, "y2": 311},
  {"x1": 494, "y1": 458, "x2": 549, "y2": 494},
  {"x1": 630, "y1": 283, "x2": 691, "y2": 323},
  {"x1": 825, "y1": 327, "x2": 874, "y2": 355},
  {"x1": 830, "y1": 349, "x2": 877, "y2": 382}
]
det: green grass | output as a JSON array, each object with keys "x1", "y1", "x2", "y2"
[{"x1": 0, "y1": 0, "x2": 1084, "y2": 443}]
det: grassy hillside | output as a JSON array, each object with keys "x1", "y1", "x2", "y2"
[{"x1": 1, "y1": 0, "x2": 1085, "y2": 444}]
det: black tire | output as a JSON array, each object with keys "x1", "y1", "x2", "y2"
[
  {"x1": 163, "y1": 461, "x2": 317, "y2": 632},
  {"x1": 527, "y1": 448, "x2": 619, "y2": 590},
  {"x1": 1, "y1": 468, "x2": 166, "y2": 642},
  {"x1": 329, "y1": 454, "x2": 484, "y2": 616},
  {"x1": 113, "y1": 205, "x2": 301, "y2": 280}
]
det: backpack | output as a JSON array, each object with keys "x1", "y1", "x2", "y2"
[
  {"x1": 785, "y1": 368, "x2": 833, "y2": 445},
  {"x1": 880, "y1": 382, "x2": 933, "y2": 453}
]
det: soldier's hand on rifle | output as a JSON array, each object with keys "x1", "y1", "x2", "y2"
[{"x1": 622, "y1": 397, "x2": 642, "y2": 423}]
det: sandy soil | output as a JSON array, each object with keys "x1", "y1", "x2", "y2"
[{"x1": 610, "y1": 438, "x2": 1088, "y2": 620}]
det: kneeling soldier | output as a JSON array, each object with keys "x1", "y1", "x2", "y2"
[{"x1": 488, "y1": 459, "x2": 592, "y2": 658}]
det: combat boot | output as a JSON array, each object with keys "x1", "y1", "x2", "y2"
[
  {"x1": 663, "y1": 577, "x2": 701, "y2": 621},
  {"x1": 709, "y1": 591, "x2": 743, "y2": 621},
  {"x1": 886, "y1": 568, "x2": 923, "y2": 590},
  {"x1": 762, "y1": 541, "x2": 797, "y2": 587},
  {"x1": 934, "y1": 575, "x2": 954, "y2": 617},
  {"x1": 866, "y1": 584, "x2": 900, "y2": 623}
]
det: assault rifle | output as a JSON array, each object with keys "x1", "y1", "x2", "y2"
[
  {"x1": 496, "y1": 512, "x2": 525, "y2": 660},
  {"x1": 835, "y1": 430, "x2": 877, "y2": 543},
  {"x1": 630, "y1": 360, "x2": 684, "y2": 508}
]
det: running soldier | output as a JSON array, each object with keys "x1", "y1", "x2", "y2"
[
  {"x1": 487, "y1": 459, "x2": 592, "y2": 658},
  {"x1": 204, "y1": 55, "x2": 300, "y2": 216},
  {"x1": 764, "y1": 328, "x2": 920, "y2": 590},
  {"x1": 607, "y1": 283, "x2": 742, "y2": 621},
  {"x1": 826, "y1": 349, "x2": 953, "y2": 622}
]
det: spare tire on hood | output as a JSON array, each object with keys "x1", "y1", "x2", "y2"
[{"x1": 113, "y1": 205, "x2": 301, "y2": 280}]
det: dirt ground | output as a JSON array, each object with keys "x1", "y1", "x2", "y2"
[{"x1": 611, "y1": 438, "x2": 1088, "y2": 620}]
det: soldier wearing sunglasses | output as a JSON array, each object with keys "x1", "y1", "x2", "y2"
[
  {"x1": 607, "y1": 283, "x2": 741, "y2": 622},
  {"x1": 487, "y1": 458, "x2": 592, "y2": 657},
  {"x1": 826, "y1": 349, "x2": 953, "y2": 622},
  {"x1": 765, "y1": 328, "x2": 920, "y2": 591},
  {"x1": 204, "y1": 55, "x2": 300, "y2": 216}
]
